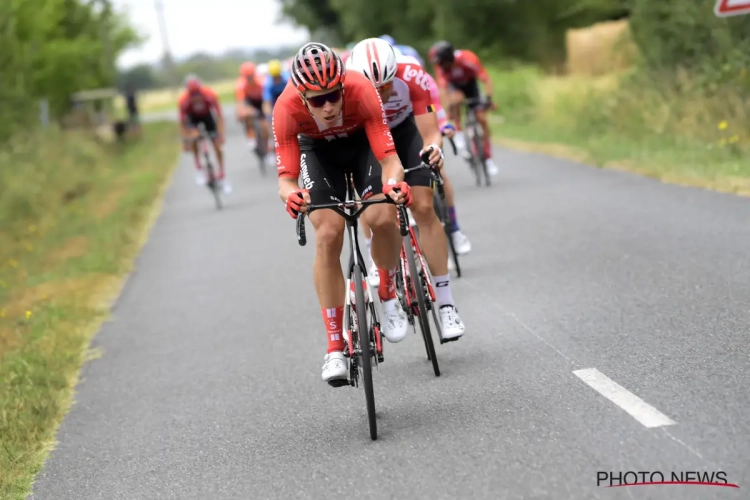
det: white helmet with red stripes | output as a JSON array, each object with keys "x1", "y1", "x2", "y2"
[{"x1": 346, "y1": 37, "x2": 398, "y2": 88}]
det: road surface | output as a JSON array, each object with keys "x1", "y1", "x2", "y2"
[{"x1": 30, "y1": 116, "x2": 750, "y2": 499}]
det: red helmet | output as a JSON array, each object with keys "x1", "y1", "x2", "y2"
[
  {"x1": 240, "y1": 62, "x2": 256, "y2": 77},
  {"x1": 184, "y1": 74, "x2": 202, "y2": 93},
  {"x1": 290, "y1": 42, "x2": 345, "y2": 92}
]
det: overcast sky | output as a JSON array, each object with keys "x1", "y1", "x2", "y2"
[{"x1": 113, "y1": 0, "x2": 310, "y2": 68}]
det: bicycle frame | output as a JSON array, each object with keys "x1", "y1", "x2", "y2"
[{"x1": 295, "y1": 176, "x2": 409, "y2": 364}]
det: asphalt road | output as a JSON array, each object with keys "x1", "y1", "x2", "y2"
[{"x1": 30, "y1": 113, "x2": 750, "y2": 500}]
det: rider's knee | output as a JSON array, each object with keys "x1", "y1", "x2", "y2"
[
  {"x1": 409, "y1": 189, "x2": 438, "y2": 223},
  {"x1": 314, "y1": 217, "x2": 345, "y2": 254},
  {"x1": 366, "y1": 205, "x2": 398, "y2": 235}
]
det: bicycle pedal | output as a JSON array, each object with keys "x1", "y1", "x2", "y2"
[
  {"x1": 377, "y1": 354, "x2": 384, "y2": 363},
  {"x1": 327, "y1": 378, "x2": 350, "y2": 388}
]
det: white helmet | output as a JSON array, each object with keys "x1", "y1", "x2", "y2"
[{"x1": 346, "y1": 38, "x2": 398, "y2": 88}]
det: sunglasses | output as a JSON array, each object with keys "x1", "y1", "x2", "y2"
[{"x1": 305, "y1": 88, "x2": 343, "y2": 108}]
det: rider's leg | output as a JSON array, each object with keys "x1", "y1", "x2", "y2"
[
  {"x1": 441, "y1": 170, "x2": 472, "y2": 254},
  {"x1": 352, "y1": 142, "x2": 408, "y2": 343},
  {"x1": 358, "y1": 218, "x2": 379, "y2": 286},
  {"x1": 302, "y1": 142, "x2": 352, "y2": 384}
]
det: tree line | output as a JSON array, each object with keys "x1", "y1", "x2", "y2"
[
  {"x1": 1, "y1": 0, "x2": 139, "y2": 141},
  {"x1": 278, "y1": 0, "x2": 750, "y2": 86}
]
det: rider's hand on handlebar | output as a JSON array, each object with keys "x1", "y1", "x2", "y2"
[
  {"x1": 285, "y1": 189, "x2": 311, "y2": 219},
  {"x1": 383, "y1": 180, "x2": 413, "y2": 207},
  {"x1": 420, "y1": 144, "x2": 445, "y2": 169}
]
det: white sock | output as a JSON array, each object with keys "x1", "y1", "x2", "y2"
[
  {"x1": 433, "y1": 274, "x2": 454, "y2": 308},
  {"x1": 365, "y1": 237, "x2": 373, "y2": 263}
]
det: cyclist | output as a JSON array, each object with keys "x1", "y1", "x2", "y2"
[
  {"x1": 261, "y1": 59, "x2": 291, "y2": 167},
  {"x1": 234, "y1": 62, "x2": 267, "y2": 152},
  {"x1": 274, "y1": 42, "x2": 412, "y2": 386},
  {"x1": 347, "y1": 38, "x2": 466, "y2": 341},
  {"x1": 178, "y1": 74, "x2": 230, "y2": 192},
  {"x1": 378, "y1": 35, "x2": 426, "y2": 67},
  {"x1": 429, "y1": 40, "x2": 498, "y2": 176},
  {"x1": 357, "y1": 50, "x2": 472, "y2": 284}
]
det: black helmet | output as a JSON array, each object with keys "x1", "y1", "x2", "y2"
[{"x1": 429, "y1": 41, "x2": 455, "y2": 64}]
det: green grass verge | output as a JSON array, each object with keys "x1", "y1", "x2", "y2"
[
  {"x1": 0, "y1": 121, "x2": 179, "y2": 499},
  {"x1": 487, "y1": 66, "x2": 750, "y2": 196}
]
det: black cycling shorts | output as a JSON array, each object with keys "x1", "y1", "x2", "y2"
[
  {"x1": 393, "y1": 114, "x2": 434, "y2": 189},
  {"x1": 449, "y1": 79, "x2": 482, "y2": 109},
  {"x1": 299, "y1": 130, "x2": 383, "y2": 205},
  {"x1": 244, "y1": 96, "x2": 265, "y2": 118},
  {"x1": 185, "y1": 113, "x2": 218, "y2": 137}
]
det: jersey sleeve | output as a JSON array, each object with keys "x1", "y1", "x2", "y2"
[
  {"x1": 460, "y1": 50, "x2": 489, "y2": 82},
  {"x1": 358, "y1": 83, "x2": 397, "y2": 162},
  {"x1": 397, "y1": 63, "x2": 433, "y2": 117},
  {"x1": 177, "y1": 92, "x2": 188, "y2": 122},
  {"x1": 235, "y1": 78, "x2": 245, "y2": 101},
  {"x1": 434, "y1": 66, "x2": 448, "y2": 89},
  {"x1": 272, "y1": 97, "x2": 302, "y2": 179},
  {"x1": 205, "y1": 89, "x2": 222, "y2": 117}
]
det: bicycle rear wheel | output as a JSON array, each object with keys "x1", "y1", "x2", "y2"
[
  {"x1": 404, "y1": 236, "x2": 440, "y2": 377},
  {"x1": 354, "y1": 262, "x2": 377, "y2": 440},
  {"x1": 472, "y1": 124, "x2": 490, "y2": 187},
  {"x1": 204, "y1": 157, "x2": 223, "y2": 210}
]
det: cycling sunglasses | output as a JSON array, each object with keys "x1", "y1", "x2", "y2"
[{"x1": 305, "y1": 88, "x2": 343, "y2": 108}]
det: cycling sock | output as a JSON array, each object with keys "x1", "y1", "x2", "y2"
[
  {"x1": 377, "y1": 267, "x2": 397, "y2": 301},
  {"x1": 322, "y1": 306, "x2": 345, "y2": 353},
  {"x1": 447, "y1": 207, "x2": 460, "y2": 233},
  {"x1": 433, "y1": 274, "x2": 454, "y2": 308},
  {"x1": 364, "y1": 237, "x2": 372, "y2": 262}
]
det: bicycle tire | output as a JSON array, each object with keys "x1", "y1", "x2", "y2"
[
  {"x1": 204, "y1": 155, "x2": 223, "y2": 210},
  {"x1": 354, "y1": 262, "x2": 377, "y2": 440},
  {"x1": 433, "y1": 194, "x2": 461, "y2": 278},
  {"x1": 253, "y1": 118, "x2": 267, "y2": 175},
  {"x1": 404, "y1": 237, "x2": 440, "y2": 377}
]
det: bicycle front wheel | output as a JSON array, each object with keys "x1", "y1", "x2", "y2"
[
  {"x1": 354, "y1": 262, "x2": 377, "y2": 440},
  {"x1": 404, "y1": 237, "x2": 440, "y2": 377}
]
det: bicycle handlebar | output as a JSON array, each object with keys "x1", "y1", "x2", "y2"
[{"x1": 296, "y1": 195, "x2": 408, "y2": 247}]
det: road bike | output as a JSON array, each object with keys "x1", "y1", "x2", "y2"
[
  {"x1": 463, "y1": 97, "x2": 492, "y2": 187},
  {"x1": 296, "y1": 174, "x2": 409, "y2": 441},
  {"x1": 195, "y1": 123, "x2": 222, "y2": 210}
]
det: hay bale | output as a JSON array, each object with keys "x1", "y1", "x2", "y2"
[{"x1": 565, "y1": 20, "x2": 638, "y2": 76}]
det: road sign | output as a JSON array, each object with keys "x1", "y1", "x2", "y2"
[{"x1": 715, "y1": 0, "x2": 750, "y2": 17}]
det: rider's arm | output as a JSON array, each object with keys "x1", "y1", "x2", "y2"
[
  {"x1": 400, "y1": 64, "x2": 442, "y2": 150},
  {"x1": 261, "y1": 81, "x2": 273, "y2": 117},
  {"x1": 360, "y1": 84, "x2": 403, "y2": 183},
  {"x1": 272, "y1": 100, "x2": 303, "y2": 201},
  {"x1": 463, "y1": 50, "x2": 493, "y2": 98}
]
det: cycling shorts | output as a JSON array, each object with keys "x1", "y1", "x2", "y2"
[
  {"x1": 448, "y1": 79, "x2": 482, "y2": 109},
  {"x1": 244, "y1": 96, "x2": 265, "y2": 118},
  {"x1": 298, "y1": 130, "x2": 383, "y2": 205},
  {"x1": 394, "y1": 114, "x2": 434, "y2": 189},
  {"x1": 184, "y1": 113, "x2": 218, "y2": 138}
]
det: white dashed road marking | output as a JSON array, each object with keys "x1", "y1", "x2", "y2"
[{"x1": 574, "y1": 368, "x2": 677, "y2": 428}]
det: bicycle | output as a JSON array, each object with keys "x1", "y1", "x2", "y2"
[
  {"x1": 436, "y1": 135, "x2": 462, "y2": 278},
  {"x1": 296, "y1": 174, "x2": 409, "y2": 441},
  {"x1": 395, "y1": 150, "x2": 457, "y2": 378},
  {"x1": 463, "y1": 97, "x2": 491, "y2": 187},
  {"x1": 251, "y1": 113, "x2": 268, "y2": 175},
  {"x1": 195, "y1": 123, "x2": 223, "y2": 210}
]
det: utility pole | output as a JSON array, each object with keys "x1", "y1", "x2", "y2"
[{"x1": 154, "y1": 0, "x2": 178, "y2": 92}]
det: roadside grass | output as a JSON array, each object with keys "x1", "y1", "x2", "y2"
[
  {"x1": 115, "y1": 78, "x2": 236, "y2": 115},
  {"x1": 488, "y1": 65, "x2": 750, "y2": 196},
  {"x1": 0, "y1": 121, "x2": 179, "y2": 499}
]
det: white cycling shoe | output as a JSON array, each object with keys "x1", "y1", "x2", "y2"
[
  {"x1": 485, "y1": 159, "x2": 499, "y2": 176},
  {"x1": 322, "y1": 351, "x2": 348, "y2": 385},
  {"x1": 451, "y1": 230, "x2": 472, "y2": 255},
  {"x1": 440, "y1": 305, "x2": 465, "y2": 341},
  {"x1": 381, "y1": 298, "x2": 409, "y2": 343}
]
